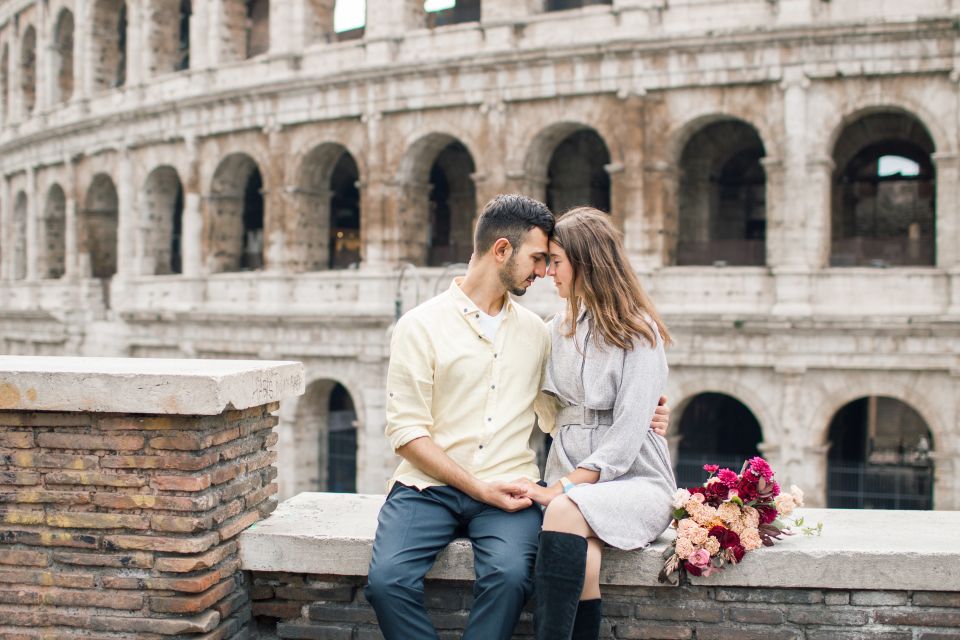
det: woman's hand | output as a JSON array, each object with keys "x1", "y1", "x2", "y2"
[{"x1": 514, "y1": 477, "x2": 563, "y2": 507}]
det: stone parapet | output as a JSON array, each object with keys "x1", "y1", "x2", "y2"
[
  {"x1": 0, "y1": 356, "x2": 304, "y2": 640},
  {"x1": 241, "y1": 493, "x2": 960, "y2": 639}
]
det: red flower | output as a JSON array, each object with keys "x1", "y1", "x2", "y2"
[
  {"x1": 771, "y1": 481, "x2": 781, "y2": 497},
  {"x1": 717, "y1": 468, "x2": 739, "y2": 488},
  {"x1": 684, "y1": 561, "x2": 704, "y2": 576},
  {"x1": 708, "y1": 526, "x2": 741, "y2": 550},
  {"x1": 703, "y1": 481, "x2": 729, "y2": 504},
  {"x1": 703, "y1": 464, "x2": 719, "y2": 474},
  {"x1": 730, "y1": 544, "x2": 746, "y2": 563},
  {"x1": 756, "y1": 503, "x2": 778, "y2": 524},
  {"x1": 736, "y1": 476, "x2": 759, "y2": 502},
  {"x1": 748, "y1": 456, "x2": 774, "y2": 480}
]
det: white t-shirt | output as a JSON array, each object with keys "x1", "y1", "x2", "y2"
[{"x1": 477, "y1": 305, "x2": 506, "y2": 341}]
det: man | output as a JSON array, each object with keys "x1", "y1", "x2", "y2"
[{"x1": 365, "y1": 194, "x2": 669, "y2": 639}]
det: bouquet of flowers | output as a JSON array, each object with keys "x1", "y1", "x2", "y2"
[{"x1": 658, "y1": 456, "x2": 821, "y2": 585}]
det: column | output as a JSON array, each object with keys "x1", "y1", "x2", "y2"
[
  {"x1": 116, "y1": 147, "x2": 136, "y2": 278},
  {"x1": 610, "y1": 94, "x2": 647, "y2": 265},
  {"x1": 263, "y1": 125, "x2": 288, "y2": 272},
  {"x1": 642, "y1": 162, "x2": 678, "y2": 268},
  {"x1": 63, "y1": 155, "x2": 80, "y2": 280},
  {"x1": 0, "y1": 176, "x2": 10, "y2": 279},
  {"x1": 9, "y1": 24, "x2": 20, "y2": 123},
  {"x1": 931, "y1": 152, "x2": 960, "y2": 315},
  {"x1": 25, "y1": 167, "x2": 38, "y2": 281},
  {"x1": 36, "y1": 0, "x2": 51, "y2": 113},
  {"x1": 364, "y1": 0, "x2": 424, "y2": 64},
  {"x1": 269, "y1": 0, "x2": 307, "y2": 56},
  {"x1": 72, "y1": 0, "x2": 89, "y2": 103},
  {"x1": 181, "y1": 136, "x2": 203, "y2": 277},
  {"x1": 360, "y1": 110, "x2": 391, "y2": 269}
]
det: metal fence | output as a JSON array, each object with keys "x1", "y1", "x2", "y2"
[
  {"x1": 674, "y1": 454, "x2": 750, "y2": 489},
  {"x1": 826, "y1": 462, "x2": 933, "y2": 510}
]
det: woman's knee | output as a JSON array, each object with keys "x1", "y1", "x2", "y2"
[{"x1": 542, "y1": 495, "x2": 590, "y2": 536}]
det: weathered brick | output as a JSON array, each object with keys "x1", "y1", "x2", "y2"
[
  {"x1": 214, "y1": 588, "x2": 248, "y2": 619},
  {"x1": 210, "y1": 498, "x2": 245, "y2": 525},
  {"x1": 728, "y1": 606, "x2": 784, "y2": 625},
  {"x1": 0, "y1": 528, "x2": 99, "y2": 548},
  {"x1": 0, "y1": 510, "x2": 45, "y2": 525},
  {"x1": 307, "y1": 603, "x2": 379, "y2": 624},
  {"x1": 253, "y1": 601, "x2": 303, "y2": 619},
  {"x1": 715, "y1": 588, "x2": 822, "y2": 604},
  {"x1": 914, "y1": 592, "x2": 960, "y2": 608},
  {"x1": 45, "y1": 471, "x2": 146, "y2": 487},
  {"x1": 146, "y1": 557, "x2": 241, "y2": 594},
  {"x1": 53, "y1": 550, "x2": 153, "y2": 568},
  {"x1": 40, "y1": 587, "x2": 144, "y2": 610},
  {"x1": 99, "y1": 415, "x2": 192, "y2": 431},
  {"x1": 4, "y1": 452, "x2": 99, "y2": 469},
  {"x1": 101, "y1": 452, "x2": 218, "y2": 471},
  {"x1": 635, "y1": 604, "x2": 723, "y2": 623},
  {"x1": 876, "y1": 610, "x2": 960, "y2": 627},
  {"x1": 2, "y1": 490, "x2": 91, "y2": 504},
  {"x1": 104, "y1": 531, "x2": 220, "y2": 553},
  {"x1": 150, "y1": 426, "x2": 241, "y2": 451},
  {"x1": 150, "y1": 577, "x2": 236, "y2": 613},
  {"x1": 46, "y1": 511, "x2": 150, "y2": 530},
  {"x1": 155, "y1": 541, "x2": 237, "y2": 573},
  {"x1": 278, "y1": 622, "x2": 352, "y2": 640},
  {"x1": 36, "y1": 432, "x2": 145, "y2": 450},
  {"x1": 0, "y1": 432, "x2": 34, "y2": 448},
  {"x1": 806, "y1": 633, "x2": 911, "y2": 640},
  {"x1": 615, "y1": 622, "x2": 692, "y2": 639},
  {"x1": 245, "y1": 481, "x2": 278, "y2": 508},
  {"x1": 787, "y1": 608, "x2": 868, "y2": 625},
  {"x1": 0, "y1": 472, "x2": 41, "y2": 485},
  {"x1": 94, "y1": 493, "x2": 216, "y2": 511},
  {"x1": 0, "y1": 548, "x2": 49, "y2": 566},
  {"x1": 149, "y1": 513, "x2": 213, "y2": 533},
  {"x1": 0, "y1": 411, "x2": 91, "y2": 427},
  {"x1": 219, "y1": 476, "x2": 261, "y2": 502},
  {"x1": 697, "y1": 629, "x2": 799, "y2": 640},
  {"x1": 218, "y1": 437, "x2": 263, "y2": 461},
  {"x1": 263, "y1": 431, "x2": 279, "y2": 448},
  {"x1": 219, "y1": 509, "x2": 260, "y2": 541},
  {"x1": 0, "y1": 568, "x2": 95, "y2": 588},
  {"x1": 918, "y1": 633, "x2": 960, "y2": 640},
  {"x1": 0, "y1": 587, "x2": 41, "y2": 605},
  {"x1": 851, "y1": 591, "x2": 910, "y2": 606},
  {"x1": 259, "y1": 497, "x2": 279, "y2": 518},
  {"x1": 150, "y1": 473, "x2": 212, "y2": 492},
  {"x1": 825, "y1": 592, "x2": 851, "y2": 605},
  {"x1": 239, "y1": 414, "x2": 279, "y2": 436},
  {"x1": 101, "y1": 575, "x2": 144, "y2": 590}
]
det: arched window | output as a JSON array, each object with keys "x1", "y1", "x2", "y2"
[
  {"x1": 178, "y1": 0, "x2": 192, "y2": 71},
  {"x1": 20, "y1": 26, "x2": 36, "y2": 115},
  {"x1": 831, "y1": 111, "x2": 936, "y2": 267},
  {"x1": 327, "y1": 383, "x2": 358, "y2": 493},
  {"x1": 290, "y1": 379, "x2": 358, "y2": 494},
  {"x1": 146, "y1": 0, "x2": 191, "y2": 75},
  {"x1": 53, "y1": 10, "x2": 75, "y2": 103},
  {"x1": 1, "y1": 45, "x2": 9, "y2": 122},
  {"x1": 91, "y1": 0, "x2": 128, "y2": 90},
  {"x1": 297, "y1": 144, "x2": 362, "y2": 270},
  {"x1": 827, "y1": 396, "x2": 933, "y2": 510},
  {"x1": 246, "y1": 0, "x2": 270, "y2": 58},
  {"x1": 674, "y1": 393, "x2": 763, "y2": 488},
  {"x1": 143, "y1": 166, "x2": 184, "y2": 274},
  {"x1": 428, "y1": 141, "x2": 475, "y2": 266},
  {"x1": 43, "y1": 185, "x2": 67, "y2": 279},
  {"x1": 676, "y1": 119, "x2": 766, "y2": 266},
  {"x1": 82, "y1": 174, "x2": 120, "y2": 278},
  {"x1": 12, "y1": 192, "x2": 28, "y2": 280},
  {"x1": 545, "y1": 0, "x2": 611, "y2": 11},
  {"x1": 546, "y1": 128, "x2": 611, "y2": 215},
  {"x1": 426, "y1": 0, "x2": 480, "y2": 27},
  {"x1": 331, "y1": 0, "x2": 365, "y2": 41},
  {"x1": 207, "y1": 154, "x2": 265, "y2": 273},
  {"x1": 329, "y1": 153, "x2": 361, "y2": 269}
]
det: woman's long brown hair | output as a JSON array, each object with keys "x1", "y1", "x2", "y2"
[{"x1": 553, "y1": 207, "x2": 672, "y2": 351}]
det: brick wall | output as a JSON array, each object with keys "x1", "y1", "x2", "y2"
[
  {"x1": 0, "y1": 401, "x2": 280, "y2": 639},
  {"x1": 249, "y1": 573, "x2": 960, "y2": 640}
]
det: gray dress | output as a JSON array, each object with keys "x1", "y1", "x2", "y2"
[{"x1": 537, "y1": 309, "x2": 676, "y2": 550}]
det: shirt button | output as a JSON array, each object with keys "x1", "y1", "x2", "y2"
[
  {"x1": 487, "y1": 417, "x2": 492, "y2": 422},
  {"x1": 491, "y1": 385, "x2": 496, "y2": 389},
  {"x1": 479, "y1": 445, "x2": 484, "y2": 449},
  {"x1": 475, "y1": 314, "x2": 479, "y2": 319}
]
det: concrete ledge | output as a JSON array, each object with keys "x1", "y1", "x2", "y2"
[
  {"x1": 0, "y1": 355, "x2": 305, "y2": 414},
  {"x1": 240, "y1": 492, "x2": 960, "y2": 591}
]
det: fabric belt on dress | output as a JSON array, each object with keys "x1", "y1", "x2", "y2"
[{"x1": 555, "y1": 404, "x2": 614, "y2": 428}]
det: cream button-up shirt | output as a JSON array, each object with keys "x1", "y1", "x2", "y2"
[{"x1": 385, "y1": 278, "x2": 551, "y2": 491}]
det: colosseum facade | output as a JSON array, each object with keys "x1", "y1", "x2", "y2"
[{"x1": 0, "y1": 0, "x2": 957, "y2": 509}]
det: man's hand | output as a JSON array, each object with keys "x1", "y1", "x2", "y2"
[
  {"x1": 514, "y1": 477, "x2": 562, "y2": 507},
  {"x1": 476, "y1": 481, "x2": 533, "y2": 512},
  {"x1": 651, "y1": 395, "x2": 670, "y2": 437}
]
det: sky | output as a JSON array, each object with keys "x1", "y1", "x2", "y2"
[{"x1": 334, "y1": 0, "x2": 457, "y2": 32}]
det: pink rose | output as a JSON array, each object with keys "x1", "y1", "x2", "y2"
[
  {"x1": 689, "y1": 548, "x2": 711, "y2": 567},
  {"x1": 703, "y1": 464, "x2": 719, "y2": 474}
]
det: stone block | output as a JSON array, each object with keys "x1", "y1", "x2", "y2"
[
  {"x1": 154, "y1": 541, "x2": 238, "y2": 573},
  {"x1": 36, "y1": 432, "x2": 144, "y2": 450},
  {"x1": 615, "y1": 622, "x2": 693, "y2": 639},
  {"x1": 850, "y1": 591, "x2": 910, "y2": 606},
  {"x1": 149, "y1": 577, "x2": 236, "y2": 613}
]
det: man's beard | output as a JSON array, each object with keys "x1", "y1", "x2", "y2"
[{"x1": 499, "y1": 254, "x2": 531, "y2": 297}]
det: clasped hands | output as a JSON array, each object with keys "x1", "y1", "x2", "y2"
[{"x1": 477, "y1": 396, "x2": 670, "y2": 512}]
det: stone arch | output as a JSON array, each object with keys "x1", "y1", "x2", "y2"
[
  {"x1": 330, "y1": 0, "x2": 364, "y2": 41},
  {"x1": 146, "y1": 0, "x2": 191, "y2": 75},
  {"x1": 426, "y1": 0, "x2": 480, "y2": 27},
  {"x1": 52, "y1": 9, "x2": 75, "y2": 104},
  {"x1": 828, "y1": 108, "x2": 936, "y2": 267},
  {"x1": 19, "y1": 25, "x2": 36, "y2": 115},
  {"x1": 143, "y1": 165, "x2": 184, "y2": 275},
  {"x1": 524, "y1": 122, "x2": 611, "y2": 214},
  {"x1": 826, "y1": 396, "x2": 934, "y2": 510},
  {"x1": 289, "y1": 377, "x2": 360, "y2": 495},
  {"x1": 206, "y1": 152, "x2": 265, "y2": 273},
  {"x1": 398, "y1": 132, "x2": 477, "y2": 266},
  {"x1": 296, "y1": 142, "x2": 361, "y2": 270},
  {"x1": 82, "y1": 173, "x2": 120, "y2": 278},
  {"x1": 675, "y1": 117, "x2": 767, "y2": 266},
  {"x1": 43, "y1": 184, "x2": 67, "y2": 279},
  {"x1": 90, "y1": 0, "x2": 128, "y2": 90},
  {"x1": 673, "y1": 391, "x2": 765, "y2": 487},
  {"x1": 12, "y1": 191, "x2": 28, "y2": 280}
]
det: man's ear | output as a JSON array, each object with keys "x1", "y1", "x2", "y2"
[{"x1": 492, "y1": 238, "x2": 513, "y2": 264}]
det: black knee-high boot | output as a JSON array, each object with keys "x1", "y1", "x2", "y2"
[
  {"x1": 534, "y1": 531, "x2": 588, "y2": 640},
  {"x1": 571, "y1": 598, "x2": 602, "y2": 640}
]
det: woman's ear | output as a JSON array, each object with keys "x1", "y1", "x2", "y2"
[{"x1": 492, "y1": 237, "x2": 513, "y2": 263}]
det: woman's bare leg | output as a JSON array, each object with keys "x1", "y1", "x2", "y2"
[{"x1": 542, "y1": 495, "x2": 602, "y2": 600}]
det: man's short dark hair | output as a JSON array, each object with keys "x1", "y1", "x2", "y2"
[{"x1": 474, "y1": 194, "x2": 555, "y2": 255}]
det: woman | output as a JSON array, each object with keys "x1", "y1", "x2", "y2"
[{"x1": 520, "y1": 207, "x2": 676, "y2": 640}]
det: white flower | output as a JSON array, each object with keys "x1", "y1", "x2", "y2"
[
  {"x1": 671, "y1": 488, "x2": 691, "y2": 509},
  {"x1": 790, "y1": 484, "x2": 804, "y2": 506}
]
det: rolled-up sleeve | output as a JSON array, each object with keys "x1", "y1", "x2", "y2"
[
  {"x1": 577, "y1": 336, "x2": 667, "y2": 482},
  {"x1": 385, "y1": 316, "x2": 435, "y2": 452}
]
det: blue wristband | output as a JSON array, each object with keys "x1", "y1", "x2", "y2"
[{"x1": 560, "y1": 477, "x2": 574, "y2": 494}]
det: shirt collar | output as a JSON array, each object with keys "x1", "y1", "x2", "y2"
[
  {"x1": 576, "y1": 301, "x2": 590, "y2": 323},
  {"x1": 449, "y1": 277, "x2": 513, "y2": 317}
]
